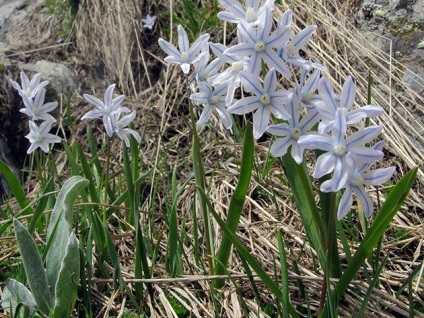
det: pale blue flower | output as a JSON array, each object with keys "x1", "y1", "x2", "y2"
[
  {"x1": 26, "y1": 120, "x2": 61, "y2": 154},
  {"x1": 336, "y1": 142, "x2": 396, "y2": 219},
  {"x1": 109, "y1": 111, "x2": 141, "y2": 147},
  {"x1": 158, "y1": 25, "x2": 209, "y2": 74},
  {"x1": 217, "y1": 0, "x2": 275, "y2": 24},
  {"x1": 190, "y1": 82, "x2": 232, "y2": 129},
  {"x1": 315, "y1": 76, "x2": 384, "y2": 133},
  {"x1": 9, "y1": 71, "x2": 49, "y2": 99},
  {"x1": 224, "y1": 7, "x2": 291, "y2": 77},
  {"x1": 209, "y1": 42, "x2": 247, "y2": 105},
  {"x1": 266, "y1": 94, "x2": 320, "y2": 163},
  {"x1": 295, "y1": 68, "x2": 322, "y2": 109},
  {"x1": 298, "y1": 109, "x2": 384, "y2": 192},
  {"x1": 228, "y1": 68, "x2": 292, "y2": 139},
  {"x1": 20, "y1": 88, "x2": 57, "y2": 122},
  {"x1": 82, "y1": 84, "x2": 130, "y2": 137},
  {"x1": 195, "y1": 52, "x2": 225, "y2": 83},
  {"x1": 141, "y1": 14, "x2": 156, "y2": 30}
]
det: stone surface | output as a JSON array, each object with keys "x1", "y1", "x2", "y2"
[
  {"x1": 355, "y1": 0, "x2": 424, "y2": 95},
  {"x1": 21, "y1": 60, "x2": 79, "y2": 97}
]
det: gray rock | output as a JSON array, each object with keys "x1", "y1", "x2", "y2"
[{"x1": 21, "y1": 60, "x2": 78, "y2": 97}]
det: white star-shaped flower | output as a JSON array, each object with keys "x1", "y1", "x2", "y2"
[
  {"x1": 158, "y1": 25, "x2": 209, "y2": 74},
  {"x1": 26, "y1": 120, "x2": 61, "y2": 154},
  {"x1": 141, "y1": 14, "x2": 156, "y2": 30}
]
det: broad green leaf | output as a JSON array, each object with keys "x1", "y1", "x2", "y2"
[
  {"x1": 0, "y1": 161, "x2": 33, "y2": 215},
  {"x1": 46, "y1": 176, "x2": 88, "y2": 293},
  {"x1": 51, "y1": 232, "x2": 80, "y2": 318},
  {"x1": 0, "y1": 279, "x2": 37, "y2": 318},
  {"x1": 13, "y1": 219, "x2": 52, "y2": 315}
]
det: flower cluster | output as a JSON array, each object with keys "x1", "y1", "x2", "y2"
[
  {"x1": 158, "y1": 0, "x2": 396, "y2": 219},
  {"x1": 10, "y1": 72, "x2": 61, "y2": 154},
  {"x1": 82, "y1": 84, "x2": 141, "y2": 147}
]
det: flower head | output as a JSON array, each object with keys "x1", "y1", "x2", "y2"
[
  {"x1": 224, "y1": 7, "x2": 292, "y2": 77},
  {"x1": 82, "y1": 84, "x2": 130, "y2": 136},
  {"x1": 266, "y1": 94, "x2": 320, "y2": 163},
  {"x1": 109, "y1": 111, "x2": 141, "y2": 147},
  {"x1": 228, "y1": 68, "x2": 292, "y2": 138},
  {"x1": 25, "y1": 120, "x2": 61, "y2": 153},
  {"x1": 190, "y1": 82, "x2": 233, "y2": 130},
  {"x1": 217, "y1": 0, "x2": 275, "y2": 24},
  {"x1": 336, "y1": 144, "x2": 396, "y2": 219},
  {"x1": 141, "y1": 14, "x2": 156, "y2": 30},
  {"x1": 20, "y1": 88, "x2": 58, "y2": 122},
  {"x1": 158, "y1": 25, "x2": 210, "y2": 74},
  {"x1": 9, "y1": 71, "x2": 49, "y2": 99},
  {"x1": 298, "y1": 109, "x2": 384, "y2": 192},
  {"x1": 315, "y1": 76, "x2": 384, "y2": 133}
]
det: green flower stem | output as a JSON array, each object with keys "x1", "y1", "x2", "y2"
[
  {"x1": 214, "y1": 122, "x2": 254, "y2": 288},
  {"x1": 188, "y1": 92, "x2": 214, "y2": 275},
  {"x1": 103, "y1": 136, "x2": 111, "y2": 224}
]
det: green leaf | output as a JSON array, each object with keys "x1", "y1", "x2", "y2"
[
  {"x1": 13, "y1": 219, "x2": 53, "y2": 315},
  {"x1": 215, "y1": 122, "x2": 254, "y2": 287},
  {"x1": 320, "y1": 167, "x2": 418, "y2": 317},
  {"x1": 51, "y1": 232, "x2": 80, "y2": 318},
  {"x1": 0, "y1": 161, "x2": 33, "y2": 215},
  {"x1": 0, "y1": 279, "x2": 37, "y2": 318},
  {"x1": 281, "y1": 154, "x2": 326, "y2": 268},
  {"x1": 46, "y1": 176, "x2": 88, "y2": 294},
  {"x1": 197, "y1": 187, "x2": 299, "y2": 318}
]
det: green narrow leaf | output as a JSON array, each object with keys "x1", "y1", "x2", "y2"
[
  {"x1": 28, "y1": 177, "x2": 54, "y2": 234},
  {"x1": 197, "y1": 186, "x2": 300, "y2": 318},
  {"x1": 215, "y1": 122, "x2": 254, "y2": 287},
  {"x1": 356, "y1": 255, "x2": 387, "y2": 318},
  {"x1": 62, "y1": 142, "x2": 80, "y2": 176},
  {"x1": 51, "y1": 232, "x2": 80, "y2": 318},
  {"x1": 0, "y1": 279, "x2": 37, "y2": 317},
  {"x1": 46, "y1": 176, "x2": 88, "y2": 293},
  {"x1": 0, "y1": 161, "x2": 33, "y2": 215},
  {"x1": 277, "y1": 230, "x2": 290, "y2": 318},
  {"x1": 13, "y1": 219, "x2": 53, "y2": 315}
]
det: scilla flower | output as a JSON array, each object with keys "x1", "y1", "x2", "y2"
[
  {"x1": 228, "y1": 68, "x2": 292, "y2": 139},
  {"x1": 298, "y1": 109, "x2": 383, "y2": 192},
  {"x1": 336, "y1": 144, "x2": 396, "y2": 219},
  {"x1": 9, "y1": 71, "x2": 49, "y2": 99},
  {"x1": 315, "y1": 76, "x2": 384, "y2": 133},
  {"x1": 224, "y1": 7, "x2": 292, "y2": 77},
  {"x1": 109, "y1": 111, "x2": 141, "y2": 147},
  {"x1": 190, "y1": 82, "x2": 233, "y2": 130},
  {"x1": 25, "y1": 120, "x2": 61, "y2": 154},
  {"x1": 266, "y1": 94, "x2": 320, "y2": 163},
  {"x1": 217, "y1": 0, "x2": 275, "y2": 24},
  {"x1": 141, "y1": 14, "x2": 156, "y2": 30},
  {"x1": 20, "y1": 88, "x2": 58, "y2": 122},
  {"x1": 158, "y1": 25, "x2": 209, "y2": 74},
  {"x1": 82, "y1": 84, "x2": 130, "y2": 136}
]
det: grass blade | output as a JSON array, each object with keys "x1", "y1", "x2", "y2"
[{"x1": 0, "y1": 161, "x2": 33, "y2": 215}]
